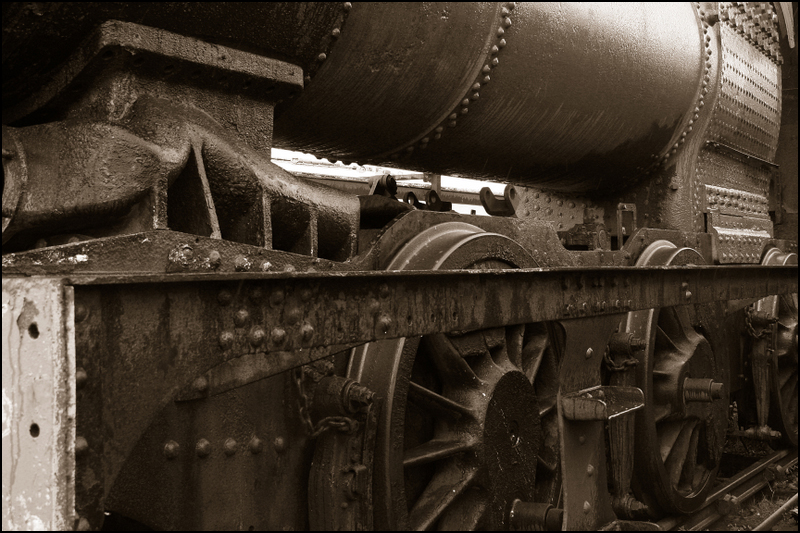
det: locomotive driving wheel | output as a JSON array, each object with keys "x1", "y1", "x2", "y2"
[
  {"x1": 628, "y1": 241, "x2": 729, "y2": 516},
  {"x1": 347, "y1": 223, "x2": 563, "y2": 530}
]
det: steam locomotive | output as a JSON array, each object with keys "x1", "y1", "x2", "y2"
[{"x1": 2, "y1": 2, "x2": 797, "y2": 530}]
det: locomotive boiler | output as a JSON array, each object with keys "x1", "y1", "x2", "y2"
[{"x1": 2, "y1": 2, "x2": 797, "y2": 531}]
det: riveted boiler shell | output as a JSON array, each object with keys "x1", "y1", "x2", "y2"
[{"x1": 273, "y1": 2, "x2": 705, "y2": 192}]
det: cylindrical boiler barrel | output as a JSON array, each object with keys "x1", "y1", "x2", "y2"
[{"x1": 273, "y1": 3, "x2": 706, "y2": 192}]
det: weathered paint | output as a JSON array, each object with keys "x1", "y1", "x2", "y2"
[{"x1": 2, "y1": 278, "x2": 76, "y2": 531}]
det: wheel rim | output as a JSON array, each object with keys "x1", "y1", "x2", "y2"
[
  {"x1": 629, "y1": 241, "x2": 728, "y2": 515},
  {"x1": 347, "y1": 223, "x2": 562, "y2": 530}
]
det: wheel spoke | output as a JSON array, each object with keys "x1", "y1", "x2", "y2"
[
  {"x1": 655, "y1": 325, "x2": 681, "y2": 354},
  {"x1": 422, "y1": 335, "x2": 482, "y2": 388},
  {"x1": 435, "y1": 487, "x2": 489, "y2": 530},
  {"x1": 404, "y1": 437, "x2": 476, "y2": 469},
  {"x1": 658, "y1": 421, "x2": 683, "y2": 463},
  {"x1": 538, "y1": 395, "x2": 556, "y2": 418},
  {"x1": 679, "y1": 424, "x2": 701, "y2": 491},
  {"x1": 408, "y1": 461, "x2": 478, "y2": 530},
  {"x1": 506, "y1": 325, "x2": 525, "y2": 370},
  {"x1": 408, "y1": 381, "x2": 475, "y2": 421},
  {"x1": 664, "y1": 420, "x2": 699, "y2": 489}
]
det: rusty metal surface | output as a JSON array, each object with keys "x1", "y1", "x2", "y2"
[
  {"x1": 2, "y1": 278, "x2": 76, "y2": 531},
  {"x1": 1, "y1": 2, "x2": 344, "y2": 115},
  {"x1": 274, "y1": 3, "x2": 705, "y2": 192}
]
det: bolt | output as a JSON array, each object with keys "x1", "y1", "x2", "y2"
[
  {"x1": 301, "y1": 323, "x2": 315, "y2": 343},
  {"x1": 271, "y1": 327, "x2": 286, "y2": 345},
  {"x1": 346, "y1": 382, "x2": 374, "y2": 411},
  {"x1": 193, "y1": 376, "x2": 209, "y2": 394},
  {"x1": 75, "y1": 436, "x2": 89, "y2": 456},
  {"x1": 219, "y1": 331, "x2": 234, "y2": 350},
  {"x1": 585, "y1": 347, "x2": 594, "y2": 359},
  {"x1": 234, "y1": 309, "x2": 250, "y2": 327},
  {"x1": 224, "y1": 438, "x2": 237, "y2": 456},
  {"x1": 164, "y1": 440, "x2": 180, "y2": 459},
  {"x1": 76, "y1": 367, "x2": 88, "y2": 389},
  {"x1": 249, "y1": 326, "x2": 266, "y2": 347},
  {"x1": 208, "y1": 250, "x2": 222, "y2": 268},
  {"x1": 274, "y1": 436, "x2": 287, "y2": 453}
]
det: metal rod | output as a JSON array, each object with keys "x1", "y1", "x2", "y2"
[{"x1": 752, "y1": 493, "x2": 798, "y2": 531}]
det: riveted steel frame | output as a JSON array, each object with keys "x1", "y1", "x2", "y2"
[{"x1": 3, "y1": 263, "x2": 797, "y2": 529}]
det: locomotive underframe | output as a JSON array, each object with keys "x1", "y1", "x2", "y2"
[{"x1": 3, "y1": 231, "x2": 797, "y2": 529}]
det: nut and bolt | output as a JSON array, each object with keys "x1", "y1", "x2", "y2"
[{"x1": 345, "y1": 382, "x2": 374, "y2": 412}]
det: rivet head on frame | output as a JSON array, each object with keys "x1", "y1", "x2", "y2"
[
  {"x1": 274, "y1": 436, "x2": 287, "y2": 453},
  {"x1": 219, "y1": 331, "x2": 235, "y2": 350},
  {"x1": 271, "y1": 327, "x2": 286, "y2": 345},
  {"x1": 249, "y1": 436, "x2": 264, "y2": 454},
  {"x1": 224, "y1": 438, "x2": 237, "y2": 456},
  {"x1": 164, "y1": 440, "x2": 180, "y2": 459},
  {"x1": 193, "y1": 376, "x2": 209, "y2": 394},
  {"x1": 249, "y1": 326, "x2": 266, "y2": 347},
  {"x1": 234, "y1": 309, "x2": 250, "y2": 327},
  {"x1": 75, "y1": 436, "x2": 89, "y2": 456},
  {"x1": 301, "y1": 323, "x2": 315, "y2": 343},
  {"x1": 196, "y1": 439, "x2": 212, "y2": 458}
]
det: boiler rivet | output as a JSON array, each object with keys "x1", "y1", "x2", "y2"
[
  {"x1": 498, "y1": 38, "x2": 507, "y2": 48},
  {"x1": 274, "y1": 436, "x2": 287, "y2": 453},
  {"x1": 208, "y1": 250, "x2": 222, "y2": 268},
  {"x1": 317, "y1": 53, "x2": 327, "y2": 62},
  {"x1": 585, "y1": 347, "x2": 594, "y2": 359},
  {"x1": 234, "y1": 309, "x2": 250, "y2": 327},
  {"x1": 587, "y1": 464, "x2": 595, "y2": 476},
  {"x1": 579, "y1": 435, "x2": 586, "y2": 444},
  {"x1": 75, "y1": 304, "x2": 88, "y2": 323},
  {"x1": 301, "y1": 323, "x2": 315, "y2": 342},
  {"x1": 583, "y1": 501, "x2": 591, "y2": 513},
  {"x1": 331, "y1": 28, "x2": 341, "y2": 38},
  {"x1": 271, "y1": 327, "x2": 286, "y2": 345},
  {"x1": 219, "y1": 331, "x2": 235, "y2": 350},
  {"x1": 249, "y1": 326, "x2": 265, "y2": 346}
]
